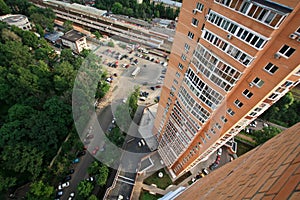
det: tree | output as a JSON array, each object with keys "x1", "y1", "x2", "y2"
[
  {"x1": 27, "y1": 180, "x2": 54, "y2": 200},
  {"x1": 252, "y1": 126, "x2": 282, "y2": 145},
  {"x1": 0, "y1": 174, "x2": 16, "y2": 192},
  {"x1": 108, "y1": 41, "x2": 115, "y2": 47},
  {"x1": 88, "y1": 161, "x2": 100, "y2": 175},
  {"x1": 88, "y1": 195, "x2": 98, "y2": 200},
  {"x1": 93, "y1": 31, "x2": 102, "y2": 39},
  {"x1": 1, "y1": 143, "x2": 44, "y2": 179},
  {"x1": 111, "y1": 2, "x2": 123, "y2": 14},
  {"x1": 77, "y1": 180, "x2": 94, "y2": 198},
  {"x1": 96, "y1": 165, "x2": 109, "y2": 187},
  {"x1": 0, "y1": 0, "x2": 11, "y2": 15},
  {"x1": 1, "y1": 28, "x2": 21, "y2": 42},
  {"x1": 63, "y1": 20, "x2": 73, "y2": 32}
]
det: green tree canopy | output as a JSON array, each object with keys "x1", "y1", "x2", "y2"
[
  {"x1": 77, "y1": 180, "x2": 94, "y2": 198},
  {"x1": 27, "y1": 180, "x2": 54, "y2": 200}
]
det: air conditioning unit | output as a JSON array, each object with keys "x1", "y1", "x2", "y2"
[
  {"x1": 274, "y1": 53, "x2": 281, "y2": 59},
  {"x1": 227, "y1": 34, "x2": 232, "y2": 39},
  {"x1": 193, "y1": 9, "x2": 197, "y2": 14},
  {"x1": 289, "y1": 34, "x2": 297, "y2": 39},
  {"x1": 249, "y1": 83, "x2": 254, "y2": 88}
]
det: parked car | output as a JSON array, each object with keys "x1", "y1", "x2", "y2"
[
  {"x1": 64, "y1": 175, "x2": 72, "y2": 182},
  {"x1": 77, "y1": 151, "x2": 86, "y2": 157},
  {"x1": 150, "y1": 86, "x2": 155, "y2": 90},
  {"x1": 92, "y1": 146, "x2": 100, "y2": 155},
  {"x1": 69, "y1": 169, "x2": 75, "y2": 174},
  {"x1": 86, "y1": 134, "x2": 94, "y2": 139},
  {"x1": 139, "y1": 97, "x2": 146, "y2": 101},
  {"x1": 86, "y1": 177, "x2": 94, "y2": 182},
  {"x1": 202, "y1": 168, "x2": 209, "y2": 175},
  {"x1": 209, "y1": 163, "x2": 219, "y2": 170},
  {"x1": 68, "y1": 192, "x2": 75, "y2": 200},
  {"x1": 58, "y1": 182, "x2": 70, "y2": 190},
  {"x1": 72, "y1": 158, "x2": 80, "y2": 164},
  {"x1": 57, "y1": 190, "x2": 63, "y2": 197},
  {"x1": 217, "y1": 148, "x2": 222, "y2": 156}
]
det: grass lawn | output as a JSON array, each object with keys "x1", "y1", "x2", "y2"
[
  {"x1": 143, "y1": 169, "x2": 173, "y2": 190},
  {"x1": 237, "y1": 141, "x2": 255, "y2": 156},
  {"x1": 139, "y1": 190, "x2": 163, "y2": 200}
]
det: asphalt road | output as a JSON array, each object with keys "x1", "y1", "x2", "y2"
[
  {"x1": 59, "y1": 41, "x2": 164, "y2": 200},
  {"x1": 60, "y1": 106, "x2": 114, "y2": 200}
]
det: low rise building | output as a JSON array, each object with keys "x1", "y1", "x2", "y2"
[
  {"x1": 151, "y1": 0, "x2": 182, "y2": 9},
  {"x1": 0, "y1": 14, "x2": 31, "y2": 30},
  {"x1": 60, "y1": 30, "x2": 87, "y2": 53}
]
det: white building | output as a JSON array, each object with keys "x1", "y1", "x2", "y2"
[
  {"x1": 0, "y1": 14, "x2": 31, "y2": 30},
  {"x1": 60, "y1": 30, "x2": 87, "y2": 54}
]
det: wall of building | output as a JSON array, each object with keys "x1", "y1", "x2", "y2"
[{"x1": 153, "y1": 0, "x2": 300, "y2": 177}]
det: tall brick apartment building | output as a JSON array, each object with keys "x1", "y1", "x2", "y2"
[{"x1": 152, "y1": 0, "x2": 300, "y2": 178}]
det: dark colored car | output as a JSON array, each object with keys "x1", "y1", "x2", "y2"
[
  {"x1": 69, "y1": 169, "x2": 75, "y2": 174},
  {"x1": 64, "y1": 175, "x2": 72, "y2": 182},
  {"x1": 77, "y1": 151, "x2": 86, "y2": 157},
  {"x1": 209, "y1": 163, "x2": 219, "y2": 170},
  {"x1": 150, "y1": 86, "x2": 155, "y2": 90}
]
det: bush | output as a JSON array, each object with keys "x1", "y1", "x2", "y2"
[{"x1": 108, "y1": 41, "x2": 114, "y2": 47}]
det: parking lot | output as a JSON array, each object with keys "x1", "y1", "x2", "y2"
[{"x1": 91, "y1": 40, "x2": 167, "y2": 112}]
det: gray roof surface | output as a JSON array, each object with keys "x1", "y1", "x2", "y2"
[{"x1": 60, "y1": 30, "x2": 84, "y2": 42}]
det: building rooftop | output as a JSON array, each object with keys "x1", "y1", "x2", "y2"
[
  {"x1": 60, "y1": 30, "x2": 85, "y2": 42},
  {"x1": 152, "y1": 0, "x2": 182, "y2": 8},
  {"x1": 44, "y1": 0, "x2": 107, "y2": 17},
  {"x1": 0, "y1": 14, "x2": 27, "y2": 23},
  {"x1": 138, "y1": 104, "x2": 159, "y2": 151},
  {"x1": 175, "y1": 122, "x2": 300, "y2": 200},
  {"x1": 44, "y1": 31, "x2": 64, "y2": 43}
]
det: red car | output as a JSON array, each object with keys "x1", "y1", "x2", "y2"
[
  {"x1": 92, "y1": 146, "x2": 100, "y2": 155},
  {"x1": 156, "y1": 85, "x2": 161, "y2": 88}
]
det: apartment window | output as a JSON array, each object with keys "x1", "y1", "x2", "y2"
[
  {"x1": 185, "y1": 69, "x2": 224, "y2": 110},
  {"x1": 295, "y1": 69, "x2": 300, "y2": 76},
  {"x1": 188, "y1": 31, "x2": 194, "y2": 39},
  {"x1": 173, "y1": 79, "x2": 178, "y2": 85},
  {"x1": 171, "y1": 86, "x2": 176, "y2": 92},
  {"x1": 295, "y1": 27, "x2": 300, "y2": 35},
  {"x1": 202, "y1": 29, "x2": 253, "y2": 66},
  {"x1": 282, "y1": 81, "x2": 293, "y2": 87},
  {"x1": 196, "y1": 2, "x2": 204, "y2": 11},
  {"x1": 214, "y1": 0, "x2": 287, "y2": 28},
  {"x1": 176, "y1": 72, "x2": 181, "y2": 78},
  {"x1": 221, "y1": 116, "x2": 227, "y2": 123},
  {"x1": 268, "y1": 93, "x2": 279, "y2": 100},
  {"x1": 192, "y1": 44, "x2": 242, "y2": 92},
  {"x1": 207, "y1": 10, "x2": 268, "y2": 49},
  {"x1": 215, "y1": 123, "x2": 221, "y2": 129},
  {"x1": 205, "y1": 132, "x2": 211, "y2": 140},
  {"x1": 184, "y1": 43, "x2": 190, "y2": 52},
  {"x1": 234, "y1": 99, "x2": 244, "y2": 108},
  {"x1": 278, "y1": 45, "x2": 296, "y2": 58},
  {"x1": 192, "y1": 18, "x2": 199, "y2": 27},
  {"x1": 264, "y1": 63, "x2": 279, "y2": 74},
  {"x1": 201, "y1": 136, "x2": 206, "y2": 144},
  {"x1": 227, "y1": 108, "x2": 235, "y2": 116},
  {"x1": 178, "y1": 63, "x2": 184, "y2": 70},
  {"x1": 243, "y1": 89, "x2": 253, "y2": 98},
  {"x1": 181, "y1": 54, "x2": 187, "y2": 61},
  {"x1": 252, "y1": 77, "x2": 264, "y2": 87}
]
